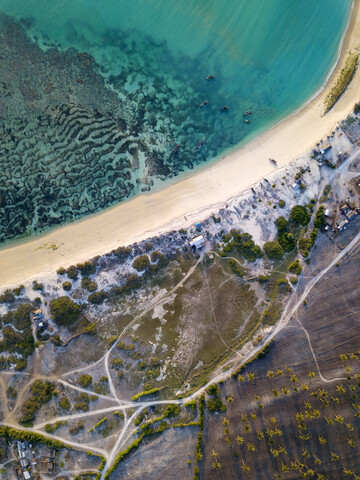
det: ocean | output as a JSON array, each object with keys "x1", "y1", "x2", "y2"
[{"x1": 0, "y1": 0, "x2": 351, "y2": 243}]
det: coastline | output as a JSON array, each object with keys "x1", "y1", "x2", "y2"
[{"x1": 0, "y1": 1, "x2": 360, "y2": 288}]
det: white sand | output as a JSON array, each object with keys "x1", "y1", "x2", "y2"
[{"x1": 1, "y1": 1, "x2": 360, "y2": 288}]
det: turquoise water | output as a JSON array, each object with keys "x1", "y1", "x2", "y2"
[{"x1": 0, "y1": 0, "x2": 351, "y2": 242}]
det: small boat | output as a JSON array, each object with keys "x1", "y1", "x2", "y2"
[
  {"x1": 251, "y1": 187, "x2": 256, "y2": 195},
  {"x1": 199, "y1": 100, "x2": 209, "y2": 107},
  {"x1": 220, "y1": 106, "x2": 229, "y2": 112},
  {"x1": 269, "y1": 158, "x2": 277, "y2": 166},
  {"x1": 243, "y1": 110, "x2": 252, "y2": 117},
  {"x1": 244, "y1": 119, "x2": 250, "y2": 124},
  {"x1": 173, "y1": 144, "x2": 182, "y2": 154},
  {"x1": 207, "y1": 74, "x2": 215, "y2": 80}
]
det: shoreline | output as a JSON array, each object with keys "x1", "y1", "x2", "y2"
[{"x1": 0, "y1": 1, "x2": 360, "y2": 288}]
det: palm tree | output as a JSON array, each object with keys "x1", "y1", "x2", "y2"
[
  {"x1": 330, "y1": 452, "x2": 340, "y2": 462},
  {"x1": 282, "y1": 387, "x2": 289, "y2": 395},
  {"x1": 313, "y1": 455, "x2": 321, "y2": 465},
  {"x1": 211, "y1": 449, "x2": 219, "y2": 459},
  {"x1": 301, "y1": 383, "x2": 309, "y2": 391},
  {"x1": 270, "y1": 416, "x2": 277, "y2": 425},
  {"x1": 272, "y1": 388, "x2": 279, "y2": 397},
  {"x1": 250, "y1": 412, "x2": 257, "y2": 421},
  {"x1": 347, "y1": 438, "x2": 355, "y2": 447},
  {"x1": 276, "y1": 368, "x2": 283, "y2": 376},
  {"x1": 266, "y1": 370, "x2": 274, "y2": 379},
  {"x1": 247, "y1": 442, "x2": 255, "y2": 452},
  {"x1": 238, "y1": 374, "x2": 245, "y2": 382},
  {"x1": 212, "y1": 461, "x2": 222, "y2": 469},
  {"x1": 222, "y1": 418, "x2": 229, "y2": 426},
  {"x1": 236, "y1": 435, "x2": 244, "y2": 445},
  {"x1": 281, "y1": 463, "x2": 289, "y2": 473},
  {"x1": 307, "y1": 371, "x2": 316, "y2": 378},
  {"x1": 241, "y1": 461, "x2": 250, "y2": 473},
  {"x1": 318, "y1": 435, "x2": 327, "y2": 445},
  {"x1": 339, "y1": 353, "x2": 348, "y2": 362},
  {"x1": 343, "y1": 467, "x2": 354, "y2": 476},
  {"x1": 247, "y1": 372, "x2": 255, "y2": 382},
  {"x1": 290, "y1": 374, "x2": 298, "y2": 383},
  {"x1": 257, "y1": 430, "x2": 264, "y2": 440}
]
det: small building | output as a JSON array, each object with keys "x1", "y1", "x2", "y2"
[
  {"x1": 31, "y1": 309, "x2": 43, "y2": 323},
  {"x1": 320, "y1": 143, "x2": 332, "y2": 154},
  {"x1": 337, "y1": 219, "x2": 348, "y2": 231},
  {"x1": 324, "y1": 208, "x2": 330, "y2": 217},
  {"x1": 189, "y1": 235, "x2": 205, "y2": 250},
  {"x1": 195, "y1": 222, "x2": 202, "y2": 228},
  {"x1": 23, "y1": 471, "x2": 31, "y2": 480},
  {"x1": 20, "y1": 459, "x2": 28, "y2": 468},
  {"x1": 292, "y1": 182, "x2": 300, "y2": 190},
  {"x1": 341, "y1": 204, "x2": 351, "y2": 216},
  {"x1": 346, "y1": 210, "x2": 358, "y2": 221}
]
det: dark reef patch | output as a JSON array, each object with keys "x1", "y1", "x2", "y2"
[{"x1": 0, "y1": 14, "x2": 262, "y2": 243}]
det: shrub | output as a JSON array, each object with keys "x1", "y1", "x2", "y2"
[
  {"x1": 263, "y1": 241, "x2": 284, "y2": 259},
  {"x1": 59, "y1": 396, "x2": 71, "y2": 410},
  {"x1": 62, "y1": 281, "x2": 72, "y2": 291},
  {"x1": 68, "y1": 421, "x2": 84, "y2": 435},
  {"x1": 132, "y1": 388, "x2": 160, "y2": 401},
  {"x1": 290, "y1": 205, "x2": 310, "y2": 226},
  {"x1": 66, "y1": 265, "x2": 78, "y2": 280},
  {"x1": 123, "y1": 273, "x2": 141, "y2": 292},
  {"x1": 275, "y1": 216, "x2": 289, "y2": 232},
  {"x1": 314, "y1": 206, "x2": 326, "y2": 230},
  {"x1": 57, "y1": 267, "x2": 66, "y2": 275},
  {"x1": 76, "y1": 261, "x2": 97, "y2": 276},
  {"x1": 88, "y1": 290, "x2": 109, "y2": 304},
  {"x1": 32, "y1": 281, "x2": 44, "y2": 291},
  {"x1": 49, "y1": 297, "x2": 81, "y2": 326},
  {"x1": 132, "y1": 255, "x2": 150, "y2": 271},
  {"x1": 112, "y1": 246, "x2": 132, "y2": 259},
  {"x1": 6, "y1": 386, "x2": 17, "y2": 399},
  {"x1": 19, "y1": 380, "x2": 55, "y2": 424},
  {"x1": 278, "y1": 231, "x2": 296, "y2": 252},
  {"x1": 81, "y1": 277, "x2": 97, "y2": 292},
  {"x1": 0, "y1": 290, "x2": 15, "y2": 303},
  {"x1": 110, "y1": 358, "x2": 124, "y2": 370},
  {"x1": 150, "y1": 251, "x2": 168, "y2": 267},
  {"x1": 13, "y1": 303, "x2": 33, "y2": 330},
  {"x1": 78, "y1": 374, "x2": 92, "y2": 388},
  {"x1": 288, "y1": 259, "x2": 302, "y2": 275},
  {"x1": 13, "y1": 285, "x2": 25, "y2": 296},
  {"x1": 278, "y1": 199, "x2": 286, "y2": 208}
]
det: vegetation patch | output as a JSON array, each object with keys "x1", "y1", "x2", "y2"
[
  {"x1": 324, "y1": 51, "x2": 359, "y2": 113},
  {"x1": 50, "y1": 296, "x2": 81, "y2": 326}
]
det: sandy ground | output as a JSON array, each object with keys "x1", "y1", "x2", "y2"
[{"x1": 1, "y1": 1, "x2": 360, "y2": 288}]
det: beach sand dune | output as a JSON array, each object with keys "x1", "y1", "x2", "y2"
[{"x1": 1, "y1": 1, "x2": 360, "y2": 288}]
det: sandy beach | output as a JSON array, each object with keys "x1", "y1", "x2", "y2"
[{"x1": 1, "y1": 0, "x2": 360, "y2": 289}]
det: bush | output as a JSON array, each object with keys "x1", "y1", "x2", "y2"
[
  {"x1": 49, "y1": 297, "x2": 81, "y2": 326},
  {"x1": 78, "y1": 374, "x2": 92, "y2": 388},
  {"x1": 288, "y1": 259, "x2": 302, "y2": 275},
  {"x1": 88, "y1": 290, "x2": 109, "y2": 304},
  {"x1": 6, "y1": 386, "x2": 17, "y2": 399},
  {"x1": 278, "y1": 199, "x2": 286, "y2": 208},
  {"x1": 62, "y1": 281, "x2": 72, "y2": 291},
  {"x1": 112, "y1": 246, "x2": 132, "y2": 259},
  {"x1": 314, "y1": 206, "x2": 326, "y2": 230},
  {"x1": 59, "y1": 396, "x2": 71, "y2": 410},
  {"x1": 263, "y1": 241, "x2": 284, "y2": 259},
  {"x1": 290, "y1": 205, "x2": 310, "y2": 226},
  {"x1": 13, "y1": 303, "x2": 33, "y2": 330},
  {"x1": 20, "y1": 380, "x2": 55, "y2": 424},
  {"x1": 13, "y1": 285, "x2": 24, "y2": 296},
  {"x1": 0, "y1": 290, "x2": 15, "y2": 303},
  {"x1": 150, "y1": 251, "x2": 168, "y2": 267},
  {"x1": 275, "y1": 216, "x2": 289, "y2": 232},
  {"x1": 278, "y1": 231, "x2": 296, "y2": 252},
  {"x1": 57, "y1": 267, "x2": 66, "y2": 275},
  {"x1": 32, "y1": 281, "x2": 44, "y2": 291},
  {"x1": 110, "y1": 358, "x2": 124, "y2": 370},
  {"x1": 66, "y1": 265, "x2": 78, "y2": 280},
  {"x1": 132, "y1": 255, "x2": 151, "y2": 271},
  {"x1": 132, "y1": 388, "x2": 160, "y2": 402},
  {"x1": 76, "y1": 261, "x2": 97, "y2": 276},
  {"x1": 123, "y1": 274, "x2": 141, "y2": 292},
  {"x1": 81, "y1": 277, "x2": 97, "y2": 292}
]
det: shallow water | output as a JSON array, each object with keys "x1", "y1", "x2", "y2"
[{"x1": 0, "y1": 0, "x2": 351, "y2": 243}]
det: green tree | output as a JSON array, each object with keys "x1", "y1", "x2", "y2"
[
  {"x1": 264, "y1": 241, "x2": 284, "y2": 259},
  {"x1": 49, "y1": 297, "x2": 81, "y2": 326},
  {"x1": 290, "y1": 205, "x2": 310, "y2": 226}
]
